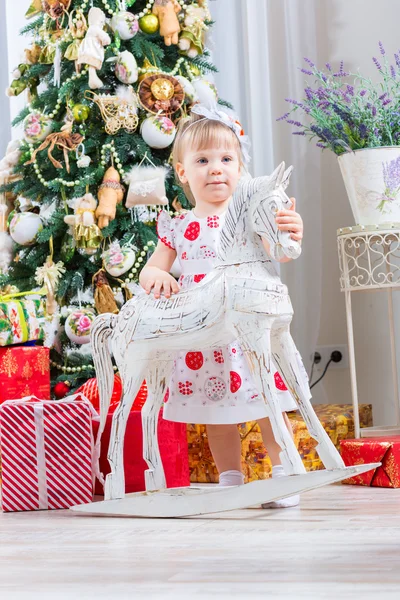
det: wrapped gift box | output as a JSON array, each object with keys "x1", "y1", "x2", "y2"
[
  {"x1": 94, "y1": 408, "x2": 190, "y2": 495},
  {"x1": 340, "y1": 437, "x2": 400, "y2": 487},
  {"x1": 0, "y1": 394, "x2": 97, "y2": 512},
  {"x1": 187, "y1": 404, "x2": 373, "y2": 483},
  {"x1": 0, "y1": 298, "x2": 45, "y2": 346},
  {"x1": 0, "y1": 347, "x2": 50, "y2": 403}
]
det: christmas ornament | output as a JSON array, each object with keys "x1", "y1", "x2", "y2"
[
  {"x1": 87, "y1": 86, "x2": 139, "y2": 135},
  {"x1": 25, "y1": 113, "x2": 84, "y2": 173},
  {"x1": 9, "y1": 212, "x2": 43, "y2": 246},
  {"x1": 54, "y1": 381, "x2": 71, "y2": 399},
  {"x1": 92, "y1": 269, "x2": 119, "y2": 314},
  {"x1": 192, "y1": 78, "x2": 218, "y2": 108},
  {"x1": 152, "y1": 0, "x2": 181, "y2": 46},
  {"x1": 23, "y1": 111, "x2": 53, "y2": 144},
  {"x1": 178, "y1": 3, "x2": 207, "y2": 58},
  {"x1": 64, "y1": 193, "x2": 102, "y2": 255},
  {"x1": 42, "y1": 0, "x2": 71, "y2": 21},
  {"x1": 60, "y1": 230, "x2": 75, "y2": 262},
  {"x1": 141, "y1": 115, "x2": 176, "y2": 149},
  {"x1": 138, "y1": 13, "x2": 159, "y2": 34},
  {"x1": 76, "y1": 143, "x2": 92, "y2": 168},
  {"x1": 115, "y1": 50, "x2": 139, "y2": 85},
  {"x1": 96, "y1": 166, "x2": 125, "y2": 229},
  {"x1": 35, "y1": 249, "x2": 66, "y2": 316},
  {"x1": 65, "y1": 10, "x2": 87, "y2": 61},
  {"x1": 75, "y1": 374, "x2": 123, "y2": 413},
  {"x1": 76, "y1": 7, "x2": 111, "y2": 90},
  {"x1": 72, "y1": 103, "x2": 90, "y2": 123},
  {"x1": 125, "y1": 154, "x2": 169, "y2": 210},
  {"x1": 110, "y1": 11, "x2": 139, "y2": 40},
  {"x1": 138, "y1": 73, "x2": 184, "y2": 115},
  {"x1": 25, "y1": 0, "x2": 43, "y2": 19},
  {"x1": 103, "y1": 241, "x2": 137, "y2": 277},
  {"x1": 175, "y1": 75, "x2": 197, "y2": 105},
  {"x1": 65, "y1": 307, "x2": 97, "y2": 344}
]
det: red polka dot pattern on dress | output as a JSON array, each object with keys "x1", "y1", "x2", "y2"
[
  {"x1": 184, "y1": 221, "x2": 201, "y2": 241},
  {"x1": 207, "y1": 216, "x2": 220, "y2": 228},
  {"x1": 274, "y1": 372, "x2": 288, "y2": 391},
  {"x1": 200, "y1": 245, "x2": 216, "y2": 258},
  {"x1": 181, "y1": 251, "x2": 188, "y2": 260},
  {"x1": 178, "y1": 381, "x2": 194, "y2": 396},
  {"x1": 230, "y1": 371, "x2": 242, "y2": 393},
  {"x1": 185, "y1": 352, "x2": 204, "y2": 371},
  {"x1": 204, "y1": 376, "x2": 227, "y2": 401},
  {"x1": 213, "y1": 350, "x2": 224, "y2": 364},
  {"x1": 194, "y1": 274, "x2": 206, "y2": 283}
]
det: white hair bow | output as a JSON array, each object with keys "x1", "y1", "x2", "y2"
[{"x1": 190, "y1": 104, "x2": 252, "y2": 166}]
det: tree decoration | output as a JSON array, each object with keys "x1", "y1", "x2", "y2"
[
  {"x1": 64, "y1": 193, "x2": 102, "y2": 255},
  {"x1": 152, "y1": 0, "x2": 181, "y2": 46},
  {"x1": 92, "y1": 269, "x2": 119, "y2": 314},
  {"x1": 26, "y1": 117, "x2": 84, "y2": 173},
  {"x1": 115, "y1": 50, "x2": 139, "y2": 85},
  {"x1": 9, "y1": 212, "x2": 43, "y2": 246},
  {"x1": 96, "y1": 166, "x2": 125, "y2": 229},
  {"x1": 76, "y1": 7, "x2": 111, "y2": 89},
  {"x1": 35, "y1": 245, "x2": 66, "y2": 316},
  {"x1": 65, "y1": 9, "x2": 88, "y2": 62},
  {"x1": 42, "y1": 0, "x2": 71, "y2": 21},
  {"x1": 178, "y1": 3, "x2": 208, "y2": 58},
  {"x1": 110, "y1": 10, "x2": 139, "y2": 40},
  {"x1": 141, "y1": 114, "x2": 176, "y2": 148},
  {"x1": 103, "y1": 240, "x2": 137, "y2": 278},
  {"x1": 53, "y1": 380, "x2": 71, "y2": 399},
  {"x1": 23, "y1": 111, "x2": 53, "y2": 144},
  {"x1": 65, "y1": 307, "x2": 96, "y2": 344},
  {"x1": 87, "y1": 86, "x2": 139, "y2": 135},
  {"x1": 138, "y1": 13, "x2": 159, "y2": 34},
  {"x1": 138, "y1": 73, "x2": 184, "y2": 114},
  {"x1": 125, "y1": 154, "x2": 169, "y2": 213}
]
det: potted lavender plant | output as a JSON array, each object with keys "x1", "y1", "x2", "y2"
[{"x1": 280, "y1": 43, "x2": 400, "y2": 225}]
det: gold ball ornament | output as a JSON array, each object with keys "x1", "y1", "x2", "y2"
[
  {"x1": 151, "y1": 78, "x2": 175, "y2": 101},
  {"x1": 72, "y1": 103, "x2": 90, "y2": 123},
  {"x1": 139, "y1": 13, "x2": 159, "y2": 34}
]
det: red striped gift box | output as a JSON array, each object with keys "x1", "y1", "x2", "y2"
[{"x1": 0, "y1": 394, "x2": 98, "y2": 512}]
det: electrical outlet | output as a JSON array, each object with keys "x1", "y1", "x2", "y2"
[{"x1": 313, "y1": 345, "x2": 349, "y2": 372}]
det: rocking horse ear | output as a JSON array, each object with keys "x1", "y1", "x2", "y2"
[
  {"x1": 271, "y1": 162, "x2": 286, "y2": 188},
  {"x1": 280, "y1": 166, "x2": 294, "y2": 191}
]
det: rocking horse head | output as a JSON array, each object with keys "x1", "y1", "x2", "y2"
[{"x1": 218, "y1": 162, "x2": 302, "y2": 264}]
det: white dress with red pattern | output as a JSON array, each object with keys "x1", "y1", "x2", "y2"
[{"x1": 157, "y1": 209, "x2": 298, "y2": 424}]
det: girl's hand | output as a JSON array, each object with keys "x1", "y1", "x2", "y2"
[
  {"x1": 144, "y1": 272, "x2": 180, "y2": 299},
  {"x1": 275, "y1": 198, "x2": 303, "y2": 242}
]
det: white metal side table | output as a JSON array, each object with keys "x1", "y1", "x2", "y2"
[{"x1": 337, "y1": 223, "x2": 400, "y2": 438}]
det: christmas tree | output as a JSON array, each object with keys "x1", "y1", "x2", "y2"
[{"x1": 0, "y1": 0, "x2": 230, "y2": 397}]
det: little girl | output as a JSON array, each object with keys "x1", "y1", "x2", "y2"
[{"x1": 139, "y1": 105, "x2": 304, "y2": 508}]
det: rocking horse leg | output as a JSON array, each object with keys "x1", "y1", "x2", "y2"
[
  {"x1": 105, "y1": 356, "x2": 149, "y2": 500},
  {"x1": 236, "y1": 321, "x2": 306, "y2": 476},
  {"x1": 271, "y1": 320, "x2": 345, "y2": 470},
  {"x1": 142, "y1": 358, "x2": 174, "y2": 491}
]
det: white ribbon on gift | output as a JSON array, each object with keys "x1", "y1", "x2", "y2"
[{"x1": 0, "y1": 394, "x2": 101, "y2": 509}]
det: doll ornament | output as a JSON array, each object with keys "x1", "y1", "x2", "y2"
[
  {"x1": 64, "y1": 193, "x2": 102, "y2": 255},
  {"x1": 152, "y1": 0, "x2": 181, "y2": 46},
  {"x1": 96, "y1": 167, "x2": 125, "y2": 230},
  {"x1": 77, "y1": 7, "x2": 111, "y2": 90}
]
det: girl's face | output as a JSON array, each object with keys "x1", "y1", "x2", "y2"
[{"x1": 175, "y1": 145, "x2": 241, "y2": 207}]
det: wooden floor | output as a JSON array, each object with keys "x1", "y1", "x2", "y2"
[{"x1": 0, "y1": 484, "x2": 399, "y2": 599}]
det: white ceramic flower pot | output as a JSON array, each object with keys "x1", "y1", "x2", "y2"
[{"x1": 338, "y1": 147, "x2": 400, "y2": 225}]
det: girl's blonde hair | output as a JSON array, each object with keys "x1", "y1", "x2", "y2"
[{"x1": 172, "y1": 112, "x2": 243, "y2": 206}]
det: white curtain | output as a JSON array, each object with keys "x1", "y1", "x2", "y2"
[
  {"x1": 209, "y1": 0, "x2": 325, "y2": 385},
  {"x1": 0, "y1": 0, "x2": 11, "y2": 157}
]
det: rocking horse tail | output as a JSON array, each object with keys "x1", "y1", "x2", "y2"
[{"x1": 90, "y1": 313, "x2": 115, "y2": 443}]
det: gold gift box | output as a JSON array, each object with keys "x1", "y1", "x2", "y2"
[{"x1": 187, "y1": 404, "x2": 373, "y2": 484}]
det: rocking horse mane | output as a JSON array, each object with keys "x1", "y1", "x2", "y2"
[{"x1": 218, "y1": 176, "x2": 252, "y2": 261}]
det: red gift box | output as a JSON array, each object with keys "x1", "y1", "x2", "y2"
[
  {"x1": 0, "y1": 347, "x2": 50, "y2": 403},
  {"x1": 94, "y1": 408, "x2": 190, "y2": 495},
  {"x1": 340, "y1": 437, "x2": 400, "y2": 487},
  {"x1": 0, "y1": 394, "x2": 98, "y2": 512}
]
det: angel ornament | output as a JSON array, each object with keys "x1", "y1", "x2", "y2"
[{"x1": 77, "y1": 7, "x2": 111, "y2": 90}]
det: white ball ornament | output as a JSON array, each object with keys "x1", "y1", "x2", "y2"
[
  {"x1": 115, "y1": 50, "x2": 139, "y2": 84},
  {"x1": 65, "y1": 308, "x2": 96, "y2": 345},
  {"x1": 23, "y1": 111, "x2": 53, "y2": 143},
  {"x1": 192, "y1": 78, "x2": 218, "y2": 109},
  {"x1": 175, "y1": 75, "x2": 198, "y2": 105},
  {"x1": 141, "y1": 115, "x2": 176, "y2": 149},
  {"x1": 9, "y1": 212, "x2": 43, "y2": 246},
  {"x1": 110, "y1": 11, "x2": 139, "y2": 40},
  {"x1": 103, "y1": 241, "x2": 136, "y2": 277}
]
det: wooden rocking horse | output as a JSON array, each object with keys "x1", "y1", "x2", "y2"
[{"x1": 71, "y1": 163, "x2": 378, "y2": 517}]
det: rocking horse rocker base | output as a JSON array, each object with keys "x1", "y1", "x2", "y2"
[{"x1": 70, "y1": 463, "x2": 379, "y2": 518}]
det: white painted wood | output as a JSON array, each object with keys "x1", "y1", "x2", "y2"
[
  {"x1": 89, "y1": 163, "x2": 369, "y2": 517},
  {"x1": 70, "y1": 464, "x2": 380, "y2": 518}
]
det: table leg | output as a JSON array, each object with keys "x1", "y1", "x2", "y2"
[{"x1": 345, "y1": 290, "x2": 360, "y2": 438}]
